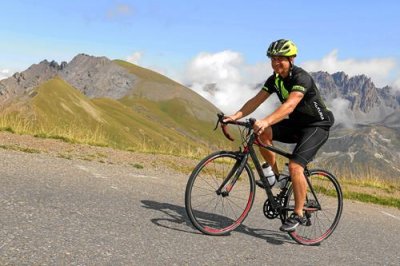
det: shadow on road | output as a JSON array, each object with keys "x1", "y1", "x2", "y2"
[{"x1": 141, "y1": 200, "x2": 291, "y2": 245}]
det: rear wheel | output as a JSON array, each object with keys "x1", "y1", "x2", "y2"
[
  {"x1": 185, "y1": 151, "x2": 255, "y2": 235},
  {"x1": 284, "y1": 169, "x2": 343, "y2": 245}
]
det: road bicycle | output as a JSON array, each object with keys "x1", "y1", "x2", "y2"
[{"x1": 185, "y1": 113, "x2": 343, "y2": 245}]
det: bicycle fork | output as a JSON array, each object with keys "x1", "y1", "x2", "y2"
[{"x1": 216, "y1": 153, "x2": 249, "y2": 197}]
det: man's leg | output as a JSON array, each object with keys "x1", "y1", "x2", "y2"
[
  {"x1": 279, "y1": 160, "x2": 308, "y2": 232},
  {"x1": 280, "y1": 127, "x2": 329, "y2": 232},
  {"x1": 288, "y1": 160, "x2": 307, "y2": 216},
  {"x1": 258, "y1": 127, "x2": 279, "y2": 174}
]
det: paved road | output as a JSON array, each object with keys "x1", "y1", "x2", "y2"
[{"x1": 1, "y1": 150, "x2": 399, "y2": 265}]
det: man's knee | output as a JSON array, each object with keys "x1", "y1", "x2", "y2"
[{"x1": 288, "y1": 161, "x2": 304, "y2": 177}]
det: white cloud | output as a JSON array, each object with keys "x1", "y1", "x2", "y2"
[
  {"x1": 126, "y1": 52, "x2": 142, "y2": 65},
  {"x1": 0, "y1": 69, "x2": 10, "y2": 80},
  {"x1": 301, "y1": 50, "x2": 397, "y2": 88},
  {"x1": 182, "y1": 50, "x2": 277, "y2": 118},
  {"x1": 130, "y1": 49, "x2": 399, "y2": 125},
  {"x1": 327, "y1": 98, "x2": 355, "y2": 128},
  {"x1": 392, "y1": 76, "x2": 400, "y2": 92},
  {"x1": 183, "y1": 51, "x2": 243, "y2": 84}
]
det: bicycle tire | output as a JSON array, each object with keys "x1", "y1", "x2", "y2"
[
  {"x1": 185, "y1": 151, "x2": 256, "y2": 236},
  {"x1": 283, "y1": 169, "x2": 343, "y2": 245}
]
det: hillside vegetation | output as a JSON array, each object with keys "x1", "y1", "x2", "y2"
[{"x1": 0, "y1": 58, "x2": 235, "y2": 156}]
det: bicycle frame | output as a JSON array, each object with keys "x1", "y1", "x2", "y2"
[
  {"x1": 186, "y1": 114, "x2": 343, "y2": 245},
  {"x1": 255, "y1": 137, "x2": 322, "y2": 211},
  {"x1": 216, "y1": 113, "x2": 322, "y2": 212},
  {"x1": 250, "y1": 132, "x2": 295, "y2": 211}
]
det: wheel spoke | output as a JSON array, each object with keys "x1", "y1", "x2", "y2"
[
  {"x1": 286, "y1": 169, "x2": 343, "y2": 245},
  {"x1": 185, "y1": 152, "x2": 255, "y2": 235}
]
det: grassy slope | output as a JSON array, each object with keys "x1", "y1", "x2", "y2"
[
  {"x1": 0, "y1": 59, "x2": 237, "y2": 155},
  {"x1": 30, "y1": 77, "x2": 222, "y2": 154},
  {"x1": 0, "y1": 66, "x2": 235, "y2": 157},
  {"x1": 114, "y1": 59, "x2": 233, "y2": 149}
]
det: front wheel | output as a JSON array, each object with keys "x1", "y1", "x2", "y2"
[
  {"x1": 185, "y1": 151, "x2": 255, "y2": 236},
  {"x1": 283, "y1": 169, "x2": 343, "y2": 245}
]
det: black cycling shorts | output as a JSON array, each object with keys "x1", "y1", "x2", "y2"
[{"x1": 271, "y1": 119, "x2": 330, "y2": 167}]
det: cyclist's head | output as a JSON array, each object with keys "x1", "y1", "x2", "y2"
[{"x1": 267, "y1": 39, "x2": 297, "y2": 58}]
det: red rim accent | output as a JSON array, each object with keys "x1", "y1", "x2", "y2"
[
  {"x1": 290, "y1": 228, "x2": 333, "y2": 245},
  {"x1": 289, "y1": 170, "x2": 338, "y2": 244},
  {"x1": 202, "y1": 191, "x2": 254, "y2": 234}
]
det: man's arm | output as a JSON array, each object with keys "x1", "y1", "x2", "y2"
[
  {"x1": 225, "y1": 90, "x2": 270, "y2": 121},
  {"x1": 254, "y1": 91, "x2": 304, "y2": 134}
]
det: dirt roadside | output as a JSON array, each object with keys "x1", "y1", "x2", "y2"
[
  {"x1": 1, "y1": 131, "x2": 398, "y2": 205},
  {"x1": 0, "y1": 131, "x2": 198, "y2": 176}
]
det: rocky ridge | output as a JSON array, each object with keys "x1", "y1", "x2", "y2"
[
  {"x1": 0, "y1": 54, "x2": 138, "y2": 105},
  {"x1": 311, "y1": 71, "x2": 399, "y2": 123}
]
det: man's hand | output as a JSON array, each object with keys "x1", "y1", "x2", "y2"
[
  {"x1": 223, "y1": 115, "x2": 237, "y2": 123},
  {"x1": 254, "y1": 119, "x2": 270, "y2": 135}
]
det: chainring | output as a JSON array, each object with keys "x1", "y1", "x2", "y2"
[{"x1": 263, "y1": 196, "x2": 282, "y2": 219}]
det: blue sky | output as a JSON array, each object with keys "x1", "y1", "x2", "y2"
[{"x1": 1, "y1": 0, "x2": 399, "y2": 92}]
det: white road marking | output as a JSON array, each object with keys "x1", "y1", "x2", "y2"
[
  {"x1": 75, "y1": 165, "x2": 108, "y2": 179},
  {"x1": 75, "y1": 164, "x2": 159, "y2": 180},
  {"x1": 381, "y1": 211, "x2": 400, "y2": 221},
  {"x1": 129, "y1": 173, "x2": 159, "y2": 179},
  {"x1": 92, "y1": 172, "x2": 107, "y2": 179}
]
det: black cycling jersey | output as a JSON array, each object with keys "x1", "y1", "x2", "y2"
[{"x1": 262, "y1": 65, "x2": 334, "y2": 128}]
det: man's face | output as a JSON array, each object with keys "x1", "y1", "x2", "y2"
[{"x1": 271, "y1": 56, "x2": 292, "y2": 77}]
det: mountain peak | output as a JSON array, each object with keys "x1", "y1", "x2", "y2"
[
  {"x1": 311, "y1": 71, "x2": 398, "y2": 122},
  {"x1": 60, "y1": 54, "x2": 137, "y2": 99},
  {"x1": 331, "y1": 71, "x2": 348, "y2": 86},
  {"x1": 69, "y1": 53, "x2": 110, "y2": 64},
  {"x1": 0, "y1": 54, "x2": 138, "y2": 102}
]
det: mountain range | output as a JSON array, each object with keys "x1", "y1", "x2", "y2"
[
  {"x1": 0, "y1": 54, "x2": 399, "y2": 180},
  {"x1": 310, "y1": 72, "x2": 400, "y2": 180},
  {"x1": 0, "y1": 54, "x2": 223, "y2": 154},
  {"x1": 311, "y1": 71, "x2": 399, "y2": 123}
]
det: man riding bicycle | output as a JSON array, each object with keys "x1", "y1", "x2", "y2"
[{"x1": 224, "y1": 39, "x2": 334, "y2": 232}]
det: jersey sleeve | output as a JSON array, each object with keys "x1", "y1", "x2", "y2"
[
  {"x1": 291, "y1": 72, "x2": 313, "y2": 94},
  {"x1": 262, "y1": 75, "x2": 275, "y2": 94}
]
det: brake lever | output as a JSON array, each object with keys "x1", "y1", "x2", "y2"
[
  {"x1": 213, "y1": 119, "x2": 220, "y2": 131},
  {"x1": 214, "y1": 112, "x2": 225, "y2": 130}
]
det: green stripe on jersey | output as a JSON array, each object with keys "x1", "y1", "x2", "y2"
[
  {"x1": 292, "y1": 85, "x2": 306, "y2": 93},
  {"x1": 275, "y1": 77, "x2": 289, "y2": 100}
]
